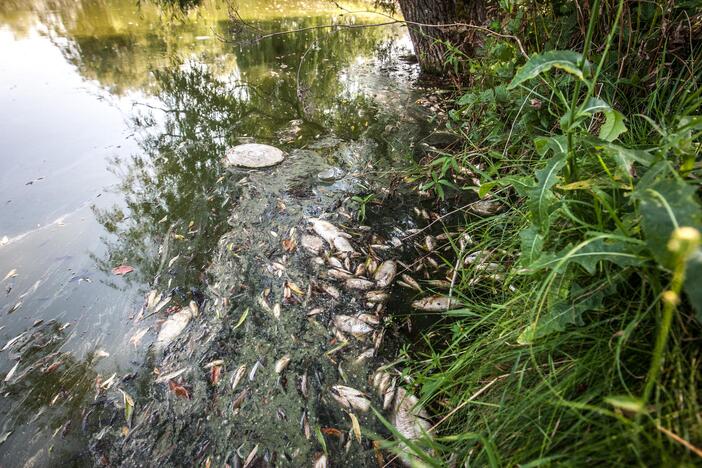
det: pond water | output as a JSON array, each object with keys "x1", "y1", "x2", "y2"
[{"x1": 0, "y1": 0, "x2": 425, "y2": 465}]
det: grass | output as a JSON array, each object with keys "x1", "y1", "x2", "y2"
[{"x1": 395, "y1": 1, "x2": 702, "y2": 465}]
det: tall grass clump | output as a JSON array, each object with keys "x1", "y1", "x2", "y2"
[{"x1": 401, "y1": 1, "x2": 702, "y2": 465}]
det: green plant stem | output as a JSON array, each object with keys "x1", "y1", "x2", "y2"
[
  {"x1": 566, "y1": 0, "x2": 601, "y2": 182},
  {"x1": 641, "y1": 255, "x2": 687, "y2": 406}
]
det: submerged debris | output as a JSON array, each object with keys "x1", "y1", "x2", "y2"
[
  {"x1": 154, "y1": 308, "x2": 192, "y2": 350},
  {"x1": 330, "y1": 385, "x2": 371, "y2": 412},
  {"x1": 225, "y1": 143, "x2": 285, "y2": 168}
]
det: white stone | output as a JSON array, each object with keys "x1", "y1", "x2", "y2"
[{"x1": 225, "y1": 143, "x2": 285, "y2": 168}]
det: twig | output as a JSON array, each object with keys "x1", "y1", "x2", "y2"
[
  {"x1": 656, "y1": 424, "x2": 702, "y2": 459},
  {"x1": 223, "y1": 12, "x2": 528, "y2": 59}
]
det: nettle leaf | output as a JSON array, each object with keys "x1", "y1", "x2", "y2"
[
  {"x1": 585, "y1": 137, "x2": 655, "y2": 178},
  {"x1": 520, "y1": 224, "x2": 544, "y2": 266},
  {"x1": 599, "y1": 109, "x2": 627, "y2": 142},
  {"x1": 635, "y1": 178, "x2": 702, "y2": 269},
  {"x1": 525, "y1": 153, "x2": 567, "y2": 231},
  {"x1": 571, "y1": 238, "x2": 644, "y2": 274},
  {"x1": 559, "y1": 97, "x2": 612, "y2": 130},
  {"x1": 684, "y1": 250, "x2": 702, "y2": 322},
  {"x1": 508, "y1": 50, "x2": 591, "y2": 89},
  {"x1": 518, "y1": 287, "x2": 606, "y2": 344},
  {"x1": 526, "y1": 237, "x2": 643, "y2": 274}
]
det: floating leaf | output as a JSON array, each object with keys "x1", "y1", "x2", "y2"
[
  {"x1": 119, "y1": 389, "x2": 134, "y2": 427},
  {"x1": 112, "y1": 265, "x2": 134, "y2": 276},
  {"x1": 349, "y1": 412, "x2": 362, "y2": 443},
  {"x1": 508, "y1": 50, "x2": 590, "y2": 89},
  {"x1": 168, "y1": 380, "x2": 190, "y2": 399},
  {"x1": 233, "y1": 308, "x2": 249, "y2": 331}
]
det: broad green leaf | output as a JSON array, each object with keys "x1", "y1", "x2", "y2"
[
  {"x1": 585, "y1": 137, "x2": 655, "y2": 178},
  {"x1": 534, "y1": 135, "x2": 568, "y2": 157},
  {"x1": 559, "y1": 97, "x2": 612, "y2": 131},
  {"x1": 635, "y1": 178, "x2": 702, "y2": 269},
  {"x1": 599, "y1": 109, "x2": 627, "y2": 141},
  {"x1": 684, "y1": 250, "x2": 702, "y2": 322},
  {"x1": 520, "y1": 224, "x2": 544, "y2": 266},
  {"x1": 571, "y1": 238, "x2": 644, "y2": 274},
  {"x1": 518, "y1": 287, "x2": 605, "y2": 344},
  {"x1": 525, "y1": 153, "x2": 567, "y2": 231},
  {"x1": 508, "y1": 50, "x2": 591, "y2": 89}
]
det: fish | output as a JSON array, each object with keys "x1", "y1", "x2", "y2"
[
  {"x1": 274, "y1": 354, "x2": 291, "y2": 374},
  {"x1": 345, "y1": 278, "x2": 374, "y2": 290},
  {"x1": 392, "y1": 387, "x2": 433, "y2": 464},
  {"x1": 411, "y1": 295, "x2": 462, "y2": 312},
  {"x1": 154, "y1": 308, "x2": 192, "y2": 350},
  {"x1": 328, "y1": 269, "x2": 353, "y2": 280},
  {"x1": 365, "y1": 290, "x2": 389, "y2": 303},
  {"x1": 330, "y1": 385, "x2": 370, "y2": 412},
  {"x1": 230, "y1": 365, "x2": 246, "y2": 391},
  {"x1": 4, "y1": 361, "x2": 19, "y2": 382},
  {"x1": 155, "y1": 367, "x2": 189, "y2": 383},
  {"x1": 1, "y1": 332, "x2": 27, "y2": 351},
  {"x1": 300, "y1": 235, "x2": 324, "y2": 254},
  {"x1": 309, "y1": 219, "x2": 355, "y2": 253},
  {"x1": 333, "y1": 315, "x2": 374, "y2": 335}
]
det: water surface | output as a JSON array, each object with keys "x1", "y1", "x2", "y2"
[{"x1": 0, "y1": 0, "x2": 418, "y2": 464}]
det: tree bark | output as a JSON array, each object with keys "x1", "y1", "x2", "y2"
[{"x1": 397, "y1": 0, "x2": 487, "y2": 75}]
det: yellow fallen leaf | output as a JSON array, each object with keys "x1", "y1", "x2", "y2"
[{"x1": 349, "y1": 412, "x2": 361, "y2": 443}]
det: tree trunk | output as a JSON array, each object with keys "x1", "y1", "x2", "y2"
[{"x1": 398, "y1": 0, "x2": 487, "y2": 75}]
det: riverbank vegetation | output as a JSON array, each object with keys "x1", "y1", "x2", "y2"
[{"x1": 396, "y1": 1, "x2": 702, "y2": 465}]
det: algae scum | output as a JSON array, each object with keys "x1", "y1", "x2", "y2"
[{"x1": 0, "y1": 1, "x2": 437, "y2": 465}]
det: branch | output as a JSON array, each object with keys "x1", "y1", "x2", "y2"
[{"x1": 222, "y1": 8, "x2": 529, "y2": 59}]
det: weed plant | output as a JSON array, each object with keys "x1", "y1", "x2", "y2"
[{"x1": 400, "y1": 1, "x2": 702, "y2": 465}]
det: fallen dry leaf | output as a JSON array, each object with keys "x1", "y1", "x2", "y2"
[
  {"x1": 321, "y1": 427, "x2": 343, "y2": 437},
  {"x1": 210, "y1": 365, "x2": 222, "y2": 385},
  {"x1": 112, "y1": 265, "x2": 134, "y2": 276},
  {"x1": 168, "y1": 380, "x2": 190, "y2": 399}
]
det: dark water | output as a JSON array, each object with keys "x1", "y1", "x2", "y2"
[{"x1": 0, "y1": 0, "x2": 422, "y2": 465}]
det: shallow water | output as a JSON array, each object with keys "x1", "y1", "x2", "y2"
[{"x1": 0, "y1": 0, "x2": 426, "y2": 465}]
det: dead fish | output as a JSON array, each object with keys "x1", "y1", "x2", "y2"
[
  {"x1": 328, "y1": 269, "x2": 353, "y2": 281},
  {"x1": 328, "y1": 257, "x2": 344, "y2": 269},
  {"x1": 333, "y1": 237, "x2": 355, "y2": 253},
  {"x1": 357, "y1": 313, "x2": 380, "y2": 326},
  {"x1": 275, "y1": 354, "x2": 291, "y2": 374},
  {"x1": 400, "y1": 274, "x2": 422, "y2": 291},
  {"x1": 155, "y1": 367, "x2": 189, "y2": 383},
  {"x1": 330, "y1": 385, "x2": 371, "y2": 412},
  {"x1": 366, "y1": 258, "x2": 378, "y2": 276},
  {"x1": 425, "y1": 235, "x2": 436, "y2": 252},
  {"x1": 300, "y1": 371, "x2": 309, "y2": 398},
  {"x1": 321, "y1": 283, "x2": 341, "y2": 299},
  {"x1": 129, "y1": 328, "x2": 149, "y2": 347},
  {"x1": 4, "y1": 361, "x2": 19, "y2": 382},
  {"x1": 301, "y1": 234, "x2": 324, "y2": 254},
  {"x1": 6, "y1": 301, "x2": 22, "y2": 314},
  {"x1": 232, "y1": 389, "x2": 249, "y2": 411},
  {"x1": 353, "y1": 348, "x2": 375, "y2": 365},
  {"x1": 307, "y1": 308, "x2": 323, "y2": 317},
  {"x1": 1, "y1": 332, "x2": 26, "y2": 351},
  {"x1": 354, "y1": 263, "x2": 366, "y2": 277},
  {"x1": 424, "y1": 279, "x2": 452, "y2": 289},
  {"x1": 249, "y1": 360, "x2": 262, "y2": 381},
  {"x1": 309, "y1": 219, "x2": 355, "y2": 253},
  {"x1": 333, "y1": 315, "x2": 374, "y2": 335},
  {"x1": 345, "y1": 277, "x2": 374, "y2": 290},
  {"x1": 231, "y1": 365, "x2": 247, "y2": 391},
  {"x1": 470, "y1": 199, "x2": 504, "y2": 216},
  {"x1": 392, "y1": 387, "x2": 432, "y2": 463},
  {"x1": 411, "y1": 295, "x2": 462, "y2": 312},
  {"x1": 243, "y1": 444, "x2": 258, "y2": 468},
  {"x1": 154, "y1": 308, "x2": 192, "y2": 350},
  {"x1": 189, "y1": 300, "x2": 199, "y2": 317},
  {"x1": 314, "y1": 454, "x2": 328, "y2": 468},
  {"x1": 365, "y1": 290, "x2": 389, "y2": 303},
  {"x1": 94, "y1": 349, "x2": 110, "y2": 360},
  {"x1": 153, "y1": 296, "x2": 172, "y2": 314},
  {"x1": 374, "y1": 260, "x2": 397, "y2": 288},
  {"x1": 146, "y1": 290, "x2": 159, "y2": 309},
  {"x1": 302, "y1": 411, "x2": 311, "y2": 439},
  {"x1": 2, "y1": 269, "x2": 17, "y2": 283},
  {"x1": 273, "y1": 303, "x2": 281, "y2": 319},
  {"x1": 383, "y1": 378, "x2": 397, "y2": 410}
]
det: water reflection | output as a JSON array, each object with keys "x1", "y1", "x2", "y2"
[{"x1": 0, "y1": 0, "x2": 414, "y2": 465}]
